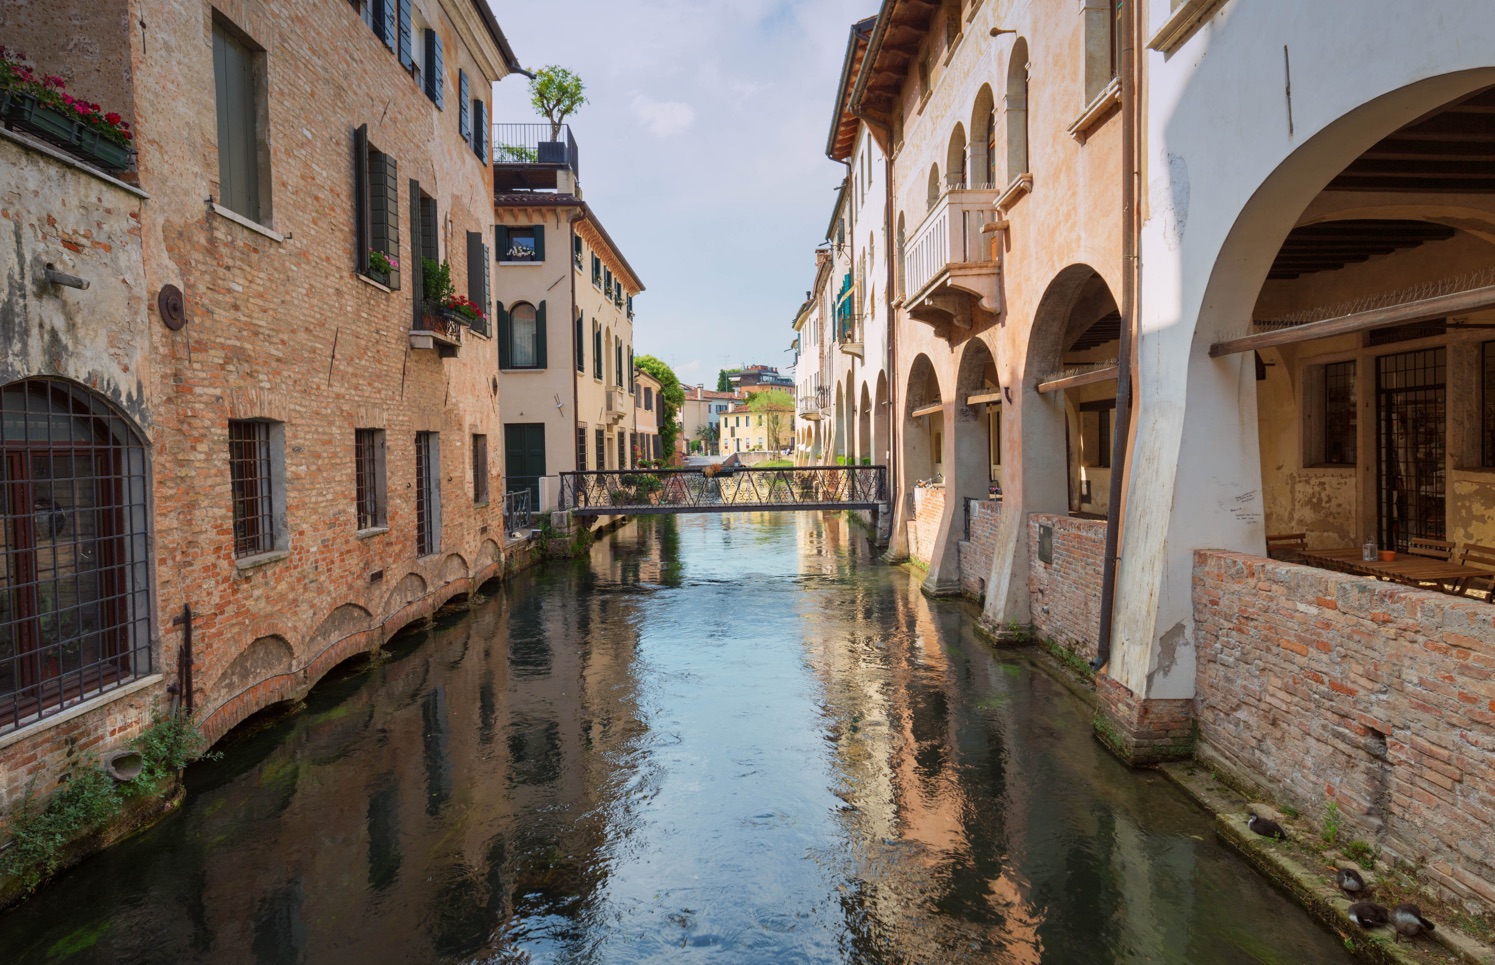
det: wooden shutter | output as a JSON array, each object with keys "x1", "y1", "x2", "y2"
[
  {"x1": 369, "y1": 150, "x2": 400, "y2": 290},
  {"x1": 397, "y1": 0, "x2": 413, "y2": 69},
  {"x1": 466, "y1": 230, "x2": 491, "y2": 336},
  {"x1": 535, "y1": 301, "x2": 548, "y2": 368},
  {"x1": 497, "y1": 303, "x2": 511, "y2": 368},
  {"x1": 575, "y1": 312, "x2": 584, "y2": 371},
  {"x1": 409, "y1": 179, "x2": 423, "y2": 321},
  {"x1": 377, "y1": 0, "x2": 395, "y2": 50},
  {"x1": 594, "y1": 325, "x2": 602, "y2": 379},
  {"x1": 214, "y1": 23, "x2": 260, "y2": 221},
  {"x1": 423, "y1": 29, "x2": 443, "y2": 108},
  {"x1": 459, "y1": 70, "x2": 471, "y2": 142},
  {"x1": 354, "y1": 125, "x2": 370, "y2": 274},
  {"x1": 420, "y1": 197, "x2": 438, "y2": 263},
  {"x1": 473, "y1": 99, "x2": 488, "y2": 163},
  {"x1": 494, "y1": 225, "x2": 508, "y2": 261},
  {"x1": 628, "y1": 349, "x2": 635, "y2": 393},
  {"x1": 532, "y1": 225, "x2": 545, "y2": 262}
]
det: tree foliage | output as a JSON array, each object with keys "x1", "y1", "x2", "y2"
[
  {"x1": 747, "y1": 388, "x2": 794, "y2": 451},
  {"x1": 635, "y1": 355, "x2": 685, "y2": 462},
  {"x1": 529, "y1": 66, "x2": 587, "y2": 140},
  {"x1": 716, "y1": 369, "x2": 734, "y2": 393}
]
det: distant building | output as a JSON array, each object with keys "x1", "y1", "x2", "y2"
[
  {"x1": 726, "y1": 365, "x2": 794, "y2": 390},
  {"x1": 681, "y1": 385, "x2": 741, "y2": 455},
  {"x1": 634, "y1": 368, "x2": 663, "y2": 462},
  {"x1": 720, "y1": 398, "x2": 794, "y2": 455}
]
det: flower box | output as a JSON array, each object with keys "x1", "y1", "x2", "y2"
[
  {"x1": 76, "y1": 125, "x2": 133, "y2": 170},
  {"x1": 1, "y1": 89, "x2": 134, "y2": 172}
]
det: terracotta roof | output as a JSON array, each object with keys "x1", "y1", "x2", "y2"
[
  {"x1": 470, "y1": 1, "x2": 524, "y2": 75},
  {"x1": 851, "y1": 0, "x2": 943, "y2": 130},
  {"x1": 826, "y1": 16, "x2": 878, "y2": 161}
]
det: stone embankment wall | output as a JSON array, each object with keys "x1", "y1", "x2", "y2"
[
  {"x1": 1028, "y1": 515, "x2": 1107, "y2": 662},
  {"x1": 1194, "y1": 551, "x2": 1495, "y2": 912},
  {"x1": 907, "y1": 485, "x2": 945, "y2": 566},
  {"x1": 957, "y1": 498, "x2": 1002, "y2": 602}
]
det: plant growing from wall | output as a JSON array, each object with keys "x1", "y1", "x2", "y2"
[
  {"x1": 1321, "y1": 800, "x2": 1342, "y2": 845},
  {"x1": 529, "y1": 66, "x2": 586, "y2": 141},
  {"x1": 635, "y1": 355, "x2": 685, "y2": 462}
]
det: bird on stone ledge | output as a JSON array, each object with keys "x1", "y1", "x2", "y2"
[
  {"x1": 1348, "y1": 902, "x2": 1390, "y2": 929},
  {"x1": 1333, "y1": 866, "x2": 1366, "y2": 895},
  {"x1": 1390, "y1": 903, "x2": 1435, "y2": 939},
  {"x1": 1247, "y1": 812, "x2": 1287, "y2": 840}
]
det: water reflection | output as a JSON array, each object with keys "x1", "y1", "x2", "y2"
[{"x1": 0, "y1": 515, "x2": 1348, "y2": 965}]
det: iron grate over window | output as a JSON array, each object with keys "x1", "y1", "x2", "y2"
[
  {"x1": 415, "y1": 431, "x2": 439, "y2": 557},
  {"x1": 1376, "y1": 347, "x2": 1446, "y2": 552},
  {"x1": 2, "y1": 378, "x2": 154, "y2": 731},
  {"x1": 229, "y1": 420, "x2": 274, "y2": 558},
  {"x1": 355, "y1": 428, "x2": 382, "y2": 530}
]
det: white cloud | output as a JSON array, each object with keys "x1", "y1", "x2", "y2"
[{"x1": 629, "y1": 94, "x2": 696, "y2": 138}]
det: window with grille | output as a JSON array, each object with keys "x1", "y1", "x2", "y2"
[
  {"x1": 415, "y1": 432, "x2": 440, "y2": 556},
  {"x1": 1, "y1": 379, "x2": 154, "y2": 731},
  {"x1": 1483, "y1": 342, "x2": 1495, "y2": 467},
  {"x1": 576, "y1": 424, "x2": 588, "y2": 471},
  {"x1": 355, "y1": 428, "x2": 386, "y2": 531},
  {"x1": 617, "y1": 434, "x2": 626, "y2": 471},
  {"x1": 472, "y1": 433, "x2": 489, "y2": 505},
  {"x1": 229, "y1": 420, "x2": 277, "y2": 557},
  {"x1": 1323, "y1": 361, "x2": 1357, "y2": 465},
  {"x1": 595, "y1": 428, "x2": 605, "y2": 470}
]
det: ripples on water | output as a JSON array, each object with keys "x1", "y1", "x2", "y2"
[{"x1": 0, "y1": 514, "x2": 1349, "y2": 964}]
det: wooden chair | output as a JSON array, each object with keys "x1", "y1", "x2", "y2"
[
  {"x1": 1460, "y1": 543, "x2": 1495, "y2": 602},
  {"x1": 1266, "y1": 532, "x2": 1307, "y2": 560},
  {"x1": 1406, "y1": 537, "x2": 1456, "y2": 561}
]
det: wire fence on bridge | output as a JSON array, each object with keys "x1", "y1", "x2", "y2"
[{"x1": 559, "y1": 465, "x2": 887, "y2": 516}]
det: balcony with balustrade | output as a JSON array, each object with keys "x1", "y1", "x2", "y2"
[{"x1": 899, "y1": 183, "x2": 1003, "y2": 331}]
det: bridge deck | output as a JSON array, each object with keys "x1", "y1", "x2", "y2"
[{"x1": 559, "y1": 465, "x2": 888, "y2": 517}]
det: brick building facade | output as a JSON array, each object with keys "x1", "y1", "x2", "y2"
[{"x1": 1, "y1": 0, "x2": 522, "y2": 820}]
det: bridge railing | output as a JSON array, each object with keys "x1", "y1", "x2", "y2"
[{"x1": 559, "y1": 465, "x2": 887, "y2": 515}]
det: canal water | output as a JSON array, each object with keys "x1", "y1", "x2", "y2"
[{"x1": 0, "y1": 514, "x2": 1350, "y2": 964}]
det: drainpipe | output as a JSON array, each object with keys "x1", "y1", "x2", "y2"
[
  {"x1": 1094, "y1": 0, "x2": 1140, "y2": 673},
  {"x1": 568, "y1": 209, "x2": 584, "y2": 494},
  {"x1": 840, "y1": 160, "x2": 856, "y2": 463},
  {"x1": 850, "y1": 114, "x2": 899, "y2": 523}
]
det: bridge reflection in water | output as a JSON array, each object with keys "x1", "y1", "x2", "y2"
[{"x1": 559, "y1": 465, "x2": 888, "y2": 516}]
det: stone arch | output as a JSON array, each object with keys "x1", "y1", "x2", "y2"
[
  {"x1": 873, "y1": 371, "x2": 891, "y2": 468},
  {"x1": 210, "y1": 635, "x2": 293, "y2": 708},
  {"x1": 926, "y1": 163, "x2": 941, "y2": 209},
  {"x1": 956, "y1": 338, "x2": 1002, "y2": 495},
  {"x1": 438, "y1": 552, "x2": 470, "y2": 587},
  {"x1": 303, "y1": 603, "x2": 376, "y2": 679},
  {"x1": 904, "y1": 353, "x2": 943, "y2": 484},
  {"x1": 945, "y1": 122, "x2": 967, "y2": 190},
  {"x1": 857, "y1": 381, "x2": 872, "y2": 465},
  {"x1": 383, "y1": 571, "x2": 429, "y2": 625},
  {"x1": 1005, "y1": 37, "x2": 1030, "y2": 182},
  {"x1": 971, "y1": 84, "x2": 997, "y2": 189}
]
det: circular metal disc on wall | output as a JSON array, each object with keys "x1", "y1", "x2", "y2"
[{"x1": 158, "y1": 284, "x2": 186, "y2": 331}]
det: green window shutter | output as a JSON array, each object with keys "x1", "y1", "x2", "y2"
[
  {"x1": 214, "y1": 23, "x2": 260, "y2": 221},
  {"x1": 465, "y1": 230, "x2": 491, "y2": 336},
  {"x1": 535, "y1": 301, "x2": 548, "y2": 368},
  {"x1": 353, "y1": 125, "x2": 370, "y2": 274},
  {"x1": 397, "y1": 0, "x2": 413, "y2": 69},
  {"x1": 409, "y1": 179, "x2": 423, "y2": 321},
  {"x1": 628, "y1": 350, "x2": 635, "y2": 393},
  {"x1": 497, "y1": 303, "x2": 511, "y2": 368},
  {"x1": 533, "y1": 225, "x2": 545, "y2": 262},
  {"x1": 459, "y1": 70, "x2": 471, "y2": 142},
  {"x1": 480, "y1": 242, "x2": 491, "y2": 336},
  {"x1": 369, "y1": 151, "x2": 400, "y2": 290},
  {"x1": 420, "y1": 197, "x2": 438, "y2": 263},
  {"x1": 594, "y1": 325, "x2": 602, "y2": 379},
  {"x1": 494, "y1": 225, "x2": 508, "y2": 261},
  {"x1": 473, "y1": 100, "x2": 488, "y2": 163},
  {"x1": 424, "y1": 30, "x2": 443, "y2": 109},
  {"x1": 376, "y1": 0, "x2": 395, "y2": 50},
  {"x1": 575, "y1": 312, "x2": 584, "y2": 371}
]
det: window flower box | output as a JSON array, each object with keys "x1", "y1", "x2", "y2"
[{"x1": 1, "y1": 51, "x2": 136, "y2": 173}]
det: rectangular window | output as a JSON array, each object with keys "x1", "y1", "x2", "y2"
[
  {"x1": 593, "y1": 322, "x2": 603, "y2": 380},
  {"x1": 596, "y1": 428, "x2": 606, "y2": 470},
  {"x1": 229, "y1": 420, "x2": 278, "y2": 558},
  {"x1": 1324, "y1": 361, "x2": 1357, "y2": 465},
  {"x1": 465, "y1": 230, "x2": 490, "y2": 336},
  {"x1": 574, "y1": 234, "x2": 583, "y2": 269},
  {"x1": 618, "y1": 434, "x2": 627, "y2": 472},
  {"x1": 604, "y1": 268, "x2": 614, "y2": 297},
  {"x1": 415, "y1": 432, "x2": 440, "y2": 556},
  {"x1": 471, "y1": 98, "x2": 488, "y2": 163},
  {"x1": 354, "y1": 126, "x2": 400, "y2": 288},
  {"x1": 355, "y1": 428, "x2": 387, "y2": 531},
  {"x1": 592, "y1": 253, "x2": 602, "y2": 287},
  {"x1": 212, "y1": 19, "x2": 265, "y2": 223},
  {"x1": 1079, "y1": 400, "x2": 1114, "y2": 469},
  {"x1": 472, "y1": 433, "x2": 489, "y2": 505},
  {"x1": 575, "y1": 311, "x2": 585, "y2": 372},
  {"x1": 1484, "y1": 342, "x2": 1495, "y2": 468},
  {"x1": 577, "y1": 424, "x2": 588, "y2": 471},
  {"x1": 422, "y1": 28, "x2": 443, "y2": 108},
  {"x1": 497, "y1": 225, "x2": 542, "y2": 262}
]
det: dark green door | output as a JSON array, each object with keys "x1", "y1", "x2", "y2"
[{"x1": 504, "y1": 423, "x2": 546, "y2": 508}]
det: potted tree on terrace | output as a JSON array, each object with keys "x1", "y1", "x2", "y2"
[{"x1": 529, "y1": 66, "x2": 585, "y2": 163}]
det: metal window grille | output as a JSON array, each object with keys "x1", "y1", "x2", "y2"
[
  {"x1": 415, "y1": 431, "x2": 438, "y2": 556},
  {"x1": 576, "y1": 425, "x2": 587, "y2": 471},
  {"x1": 1483, "y1": 341, "x2": 1495, "y2": 468},
  {"x1": 595, "y1": 428, "x2": 605, "y2": 470},
  {"x1": 229, "y1": 420, "x2": 274, "y2": 557},
  {"x1": 1323, "y1": 361, "x2": 1357, "y2": 465},
  {"x1": 617, "y1": 434, "x2": 626, "y2": 472},
  {"x1": 472, "y1": 434, "x2": 489, "y2": 504},
  {"x1": 2, "y1": 379, "x2": 154, "y2": 731},
  {"x1": 355, "y1": 429, "x2": 381, "y2": 529},
  {"x1": 1376, "y1": 348, "x2": 1446, "y2": 551}
]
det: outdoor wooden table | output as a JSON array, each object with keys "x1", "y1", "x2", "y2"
[{"x1": 1299, "y1": 547, "x2": 1486, "y2": 595}]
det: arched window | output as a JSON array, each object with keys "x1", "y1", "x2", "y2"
[
  {"x1": 509, "y1": 302, "x2": 538, "y2": 367},
  {"x1": 1006, "y1": 39, "x2": 1030, "y2": 180},
  {"x1": 1, "y1": 379, "x2": 153, "y2": 729},
  {"x1": 946, "y1": 123, "x2": 967, "y2": 190},
  {"x1": 926, "y1": 164, "x2": 941, "y2": 210}
]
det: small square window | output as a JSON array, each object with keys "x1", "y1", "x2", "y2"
[{"x1": 504, "y1": 227, "x2": 539, "y2": 262}]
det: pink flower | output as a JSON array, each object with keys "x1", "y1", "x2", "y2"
[{"x1": 42, "y1": 73, "x2": 65, "y2": 90}]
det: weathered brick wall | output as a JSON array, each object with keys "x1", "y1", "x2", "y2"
[
  {"x1": 1028, "y1": 514, "x2": 1107, "y2": 660},
  {"x1": 907, "y1": 484, "x2": 945, "y2": 566},
  {"x1": 957, "y1": 497, "x2": 1002, "y2": 601},
  {"x1": 1194, "y1": 551, "x2": 1495, "y2": 912}
]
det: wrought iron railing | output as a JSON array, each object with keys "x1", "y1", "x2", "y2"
[
  {"x1": 503, "y1": 487, "x2": 533, "y2": 534},
  {"x1": 559, "y1": 466, "x2": 887, "y2": 515},
  {"x1": 491, "y1": 123, "x2": 579, "y2": 178}
]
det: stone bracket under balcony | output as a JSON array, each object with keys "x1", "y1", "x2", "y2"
[
  {"x1": 410, "y1": 306, "x2": 463, "y2": 358},
  {"x1": 902, "y1": 188, "x2": 1003, "y2": 332},
  {"x1": 838, "y1": 340, "x2": 864, "y2": 359}
]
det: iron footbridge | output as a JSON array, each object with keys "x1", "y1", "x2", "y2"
[{"x1": 559, "y1": 465, "x2": 888, "y2": 516}]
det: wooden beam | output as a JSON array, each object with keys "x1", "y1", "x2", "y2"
[
  {"x1": 1210, "y1": 284, "x2": 1495, "y2": 357},
  {"x1": 1037, "y1": 365, "x2": 1119, "y2": 394},
  {"x1": 910, "y1": 401, "x2": 944, "y2": 419},
  {"x1": 966, "y1": 391, "x2": 1002, "y2": 406}
]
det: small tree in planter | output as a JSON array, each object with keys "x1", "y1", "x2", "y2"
[{"x1": 529, "y1": 66, "x2": 586, "y2": 141}]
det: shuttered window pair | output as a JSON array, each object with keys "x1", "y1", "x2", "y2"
[
  {"x1": 498, "y1": 301, "x2": 546, "y2": 370},
  {"x1": 495, "y1": 225, "x2": 543, "y2": 263},
  {"x1": 457, "y1": 69, "x2": 489, "y2": 162},
  {"x1": 354, "y1": 125, "x2": 400, "y2": 289}
]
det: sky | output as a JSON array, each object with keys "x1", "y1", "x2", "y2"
[{"x1": 485, "y1": 0, "x2": 873, "y2": 390}]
